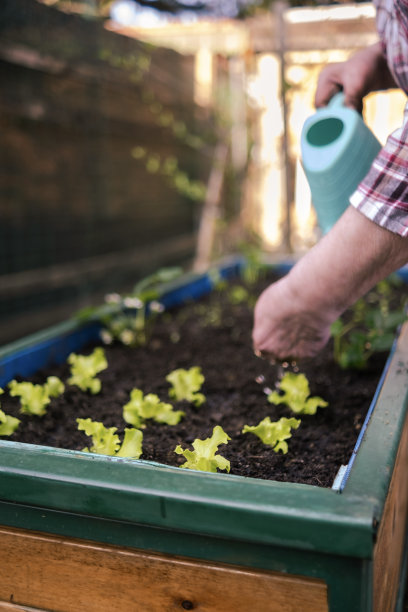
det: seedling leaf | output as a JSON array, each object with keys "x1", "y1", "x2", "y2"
[
  {"x1": 175, "y1": 425, "x2": 231, "y2": 473},
  {"x1": 242, "y1": 416, "x2": 300, "y2": 454},
  {"x1": 8, "y1": 376, "x2": 65, "y2": 416},
  {"x1": 123, "y1": 388, "x2": 184, "y2": 427},
  {"x1": 0, "y1": 389, "x2": 20, "y2": 436},
  {"x1": 166, "y1": 366, "x2": 206, "y2": 406},
  {"x1": 268, "y1": 372, "x2": 328, "y2": 415},
  {"x1": 68, "y1": 347, "x2": 107, "y2": 394},
  {"x1": 77, "y1": 418, "x2": 142, "y2": 458}
]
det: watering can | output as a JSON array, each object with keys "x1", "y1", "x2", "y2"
[{"x1": 300, "y1": 92, "x2": 382, "y2": 234}]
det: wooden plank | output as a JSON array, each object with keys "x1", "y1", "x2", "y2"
[
  {"x1": 0, "y1": 526, "x2": 328, "y2": 612},
  {"x1": 373, "y1": 413, "x2": 408, "y2": 611},
  {"x1": 0, "y1": 603, "x2": 47, "y2": 612}
]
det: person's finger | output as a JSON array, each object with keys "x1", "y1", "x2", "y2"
[{"x1": 314, "y1": 64, "x2": 343, "y2": 107}]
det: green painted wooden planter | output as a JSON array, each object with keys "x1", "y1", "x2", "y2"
[{"x1": 0, "y1": 260, "x2": 407, "y2": 612}]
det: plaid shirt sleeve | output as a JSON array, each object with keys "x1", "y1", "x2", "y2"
[
  {"x1": 350, "y1": 0, "x2": 408, "y2": 237},
  {"x1": 350, "y1": 101, "x2": 408, "y2": 237}
]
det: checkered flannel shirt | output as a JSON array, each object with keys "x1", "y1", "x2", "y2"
[{"x1": 349, "y1": 0, "x2": 408, "y2": 236}]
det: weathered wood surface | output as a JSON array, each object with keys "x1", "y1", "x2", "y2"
[
  {"x1": 373, "y1": 412, "x2": 408, "y2": 611},
  {"x1": 0, "y1": 525, "x2": 328, "y2": 612}
]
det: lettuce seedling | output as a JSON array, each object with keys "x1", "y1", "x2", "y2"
[
  {"x1": 242, "y1": 416, "x2": 300, "y2": 454},
  {"x1": 123, "y1": 388, "x2": 184, "y2": 428},
  {"x1": 67, "y1": 347, "x2": 107, "y2": 394},
  {"x1": 166, "y1": 366, "x2": 206, "y2": 407},
  {"x1": 0, "y1": 389, "x2": 20, "y2": 436},
  {"x1": 268, "y1": 372, "x2": 328, "y2": 415},
  {"x1": 8, "y1": 376, "x2": 65, "y2": 416},
  {"x1": 175, "y1": 425, "x2": 231, "y2": 473},
  {"x1": 77, "y1": 418, "x2": 143, "y2": 458}
]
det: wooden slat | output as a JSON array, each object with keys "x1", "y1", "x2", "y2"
[
  {"x1": 0, "y1": 603, "x2": 47, "y2": 612},
  {"x1": 373, "y1": 413, "x2": 408, "y2": 612},
  {"x1": 0, "y1": 526, "x2": 328, "y2": 612}
]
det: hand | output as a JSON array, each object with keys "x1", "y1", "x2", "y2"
[
  {"x1": 252, "y1": 276, "x2": 333, "y2": 362},
  {"x1": 315, "y1": 42, "x2": 397, "y2": 112}
]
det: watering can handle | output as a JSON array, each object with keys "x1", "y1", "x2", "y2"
[{"x1": 327, "y1": 91, "x2": 346, "y2": 109}]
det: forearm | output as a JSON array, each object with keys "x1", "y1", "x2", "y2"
[{"x1": 287, "y1": 206, "x2": 408, "y2": 321}]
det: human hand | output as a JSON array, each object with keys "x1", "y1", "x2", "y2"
[
  {"x1": 315, "y1": 42, "x2": 396, "y2": 112},
  {"x1": 252, "y1": 276, "x2": 333, "y2": 362}
]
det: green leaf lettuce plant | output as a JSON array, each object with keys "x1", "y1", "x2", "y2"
[
  {"x1": 123, "y1": 388, "x2": 184, "y2": 428},
  {"x1": 0, "y1": 389, "x2": 20, "y2": 435},
  {"x1": 268, "y1": 372, "x2": 328, "y2": 415},
  {"x1": 243, "y1": 416, "x2": 301, "y2": 454},
  {"x1": 175, "y1": 425, "x2": 231, "y2": 473},
  {"x1": 8, "y1": 376, "x2": 65, "y2": 416},
  {"x1": 77, "y1": 418, "x2": 143, "y2": 458},
  {"x1": 68, "y1": 347, "x2": 107, "y2": 394},
  {"x1": 166, "y1": 366, "x2": 206, "y2": 407}
]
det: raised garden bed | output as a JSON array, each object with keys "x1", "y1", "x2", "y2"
[{"x1": 0, "y1": 258, "x2": 407, "y2": 612}]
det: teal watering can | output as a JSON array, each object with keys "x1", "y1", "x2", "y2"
[{"x1": 300, "y1": 92, "x2": 382, "y2": 234}]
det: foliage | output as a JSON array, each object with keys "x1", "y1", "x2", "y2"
[
  {"x1": 8, "y1": 376, "x2": 65, "y2": 416},
  {"x1": 331, "y1": 277, "x2": 407, "y2": 369},
  {"x1": 68, "y1": 347, "x2": 108, "y2": 394},
  {"x1": 175, "y1": 425, "x2": 231, "y2": 473},
  {"x1": 166, "y1": 366, "x2": 206, "y2": 406},
  {"x1": 268, "y1": 372, "x2": 328, "y2": 415},
  {"x1": 123, "y1": 388, "x2": 185, "y2": 428},
  {"x1": 238, "y1": 241, "x2": 267, "y2": 285},
  {"x1": 0, "y1": 389, "x2": 20, "y2": 436},
  {"x1": 98, "y1": 267, "x2": 182, "y2": 348},
  {"x1": 77, "y1": 418, "x2": 143, "y2": 458},
  {"x1": 242, "y1": 416, "x2": 301, "y2": 454}
]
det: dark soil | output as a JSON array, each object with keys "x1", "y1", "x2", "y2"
[{"x1": 1, "y1": 273, "x2": 398, "y2": 488}]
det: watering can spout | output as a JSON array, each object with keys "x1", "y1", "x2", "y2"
[{"x1": 300, "y1": 93, "x2": 381, "y2": 234}]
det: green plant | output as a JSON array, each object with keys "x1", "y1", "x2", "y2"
[
  {"x1": 8, "y1": 376, "x2": 65, "y2": 416},
  {"x1": 67, "y1": 347, "x2": 107, "y2": 394},
  {"x1": 238, "y1": 241, "x2": 267, "y2": 285},
  {"x1": 175, "y1": 425, "x2": 231, "y2": 473},
  {"x1": 268, "y1": 372, "x2": 328, "y2": 415},
  {"x1": 331, "y1": 278, "x2": 407, "y2": 369},
  {"x1": 123, "y1": 389, "x2": 184, "y2": 428},
  {"x1": 100, "y1": 267, "x2": 182, "y2": 347},
  {"x1": 77, "y1": 418, "x2": 143, "y2": 458},
  {"x1": 166, "y1": 367, "x2": 206, "y2": 407},
  {"x1": 0, "y1": 389, "x2": 20, "y2": 436},
  {"x1": 242, "y1": 416, "x2": 301, "y2": 454}
]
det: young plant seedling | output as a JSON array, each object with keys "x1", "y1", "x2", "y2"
[
  {"x1": 268, "y1": 372, "x2": 328, "y2": 415},
  {"x1": 331, "y1": 277, "x2": 407, "y2": 369},
  {"x1": 67, "y1": 347, "x2": 107, "y2": 394},
  {"x1": 123, "y1": 388, "x2": 184, "y2": 428},
  {"x1": 8, "y1": 376, "x2": 65, "y2": 416},
  {"x1": 242, "y1": 416, "x2": 301, "y2": 454},
  {"x1": 166, "y1": 366, "x2": 206, "y2": 407},
  {"x1": 0, "y1": 389, "x2": 20, "y2": 436},
  {"x1": 104, "y1": 267, "x2": 182, "y2": 347},
  {"x1": 175, "y1": 425, "x2": 231, "y2": 473},
  {"x1": 77, "y1": 418, "x2": 143, "y2": 458}
]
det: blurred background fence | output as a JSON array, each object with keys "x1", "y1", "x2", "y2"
[{"x1": 0, "y1": 0, "x2": 406, "y2": 343}]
